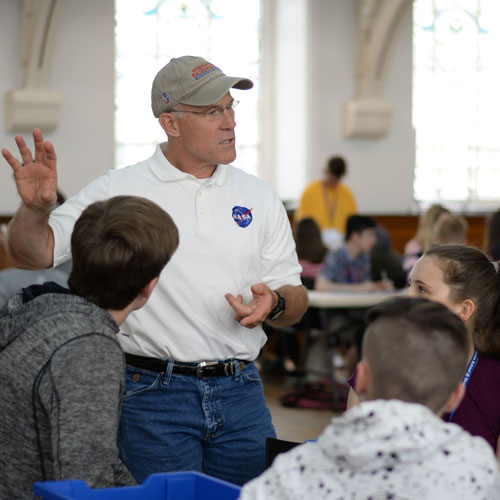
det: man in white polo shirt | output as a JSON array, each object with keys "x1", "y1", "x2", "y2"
[{"x1": 2, "y1": 55, "x2": 308, "y2": 486}]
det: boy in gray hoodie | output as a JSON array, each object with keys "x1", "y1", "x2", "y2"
[{"x1": 0, "y1": 195, "x2": 178, "y2": 499}]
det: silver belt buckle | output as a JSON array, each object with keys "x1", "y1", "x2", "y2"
[{"x1": 196, "y1": 361, "x2": 218, "y2": 379}]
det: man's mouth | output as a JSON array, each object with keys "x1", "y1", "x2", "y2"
[{"x1": 220, "y1": 138, "x2": 234, "y2": 145}]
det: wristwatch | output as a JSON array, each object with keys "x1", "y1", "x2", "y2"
[{"x1": 266, "y1": 291, "x2": 286, "y2": 321}]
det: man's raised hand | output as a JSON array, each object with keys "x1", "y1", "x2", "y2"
[{"x1": 2, "y1": 128, "x2": 57, "y2": 213}]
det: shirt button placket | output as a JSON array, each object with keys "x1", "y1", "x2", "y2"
[{"x1": 196, "y1": 189, "x2": 210, "y2": 231}]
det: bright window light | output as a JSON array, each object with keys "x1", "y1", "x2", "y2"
[{"x1": 413, "y1": 0, "x2": 500, "y2": 209}]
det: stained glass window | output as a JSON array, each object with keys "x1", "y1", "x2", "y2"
[
  {"x1": 413, "y1": 0, "x2": 500, "y2": 207},
  {"x1": 114, "y1": 0, "x2": 261, "y2": 175}
]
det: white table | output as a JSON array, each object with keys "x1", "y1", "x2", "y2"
[
  {"x1": 300, "y1": 289, "x2": 403, "y2": 410},
  {"x1": 308, "y1": 290, "x2": 403, "y2": 309}
]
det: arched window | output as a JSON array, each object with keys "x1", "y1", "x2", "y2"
[{"x1": 413, "y1": 0, "x2": 500, "y2": 209}]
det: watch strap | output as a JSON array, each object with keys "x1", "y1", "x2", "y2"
[{"x1": 266, "y1": 291, "x2": 285, "y2": 321}]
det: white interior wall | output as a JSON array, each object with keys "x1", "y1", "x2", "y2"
[
  {"x1": 305, "y1": 0, "x2": 414, "y2": 214},
  {"x1": 0, "y1": 0, "x2": 114, "y2": 215},
  {"x1": 0, "y1": 0, "x2": 414, "y2": 216}
]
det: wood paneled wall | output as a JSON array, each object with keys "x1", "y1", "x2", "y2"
[
  {"x1": 289, "y1": 213, "x2": 488, "y2": 256},
  {"x1": 372, "y1": 215, "x2": 487, "y2": 255}
]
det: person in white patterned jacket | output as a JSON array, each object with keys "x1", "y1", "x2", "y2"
[{"x1": 240, "y1": 296, "x2": 500, "y2": 500}]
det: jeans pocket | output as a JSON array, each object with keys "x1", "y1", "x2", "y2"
[
  {"x1": 123, "y1": 366, "x2": 161, "y2": 400},
  {"x1": 240, "y1": 363, "x2": 263, "y2": 385}
]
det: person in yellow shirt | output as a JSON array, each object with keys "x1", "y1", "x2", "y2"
[{"x1": 295, "y1": 156, "x2": 357, "y2": 249}]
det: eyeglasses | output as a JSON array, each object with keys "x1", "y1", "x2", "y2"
[{"x1": 171, "y1": 101, "x2": 239, "y2": 120}]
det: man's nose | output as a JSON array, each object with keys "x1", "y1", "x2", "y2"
[{"x1": 221, "y1": 109, "x2": 236, "y2": 127}]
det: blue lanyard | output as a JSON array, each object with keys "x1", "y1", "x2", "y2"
[{"x1": 448, "y1": 349, "x2": 478, "y2": 422}]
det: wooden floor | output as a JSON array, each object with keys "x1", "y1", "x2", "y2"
[{"x1": 262, "y1": 372, "x2": 338, "y2": 443}]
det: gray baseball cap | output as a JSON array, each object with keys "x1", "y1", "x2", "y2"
[{"x1": 151, "y1": 56, "x2": 253, "y2": 117}]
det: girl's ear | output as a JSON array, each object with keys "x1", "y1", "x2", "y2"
[{"x1": 457, "y1": 298, "x2": 475, "y2": 323}]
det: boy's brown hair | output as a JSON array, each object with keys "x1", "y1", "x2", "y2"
[
  {"x1": 68, "y1": 196, "x2": 179, "y2": 309},
  {"x1": 363, "y1": 296, "x2": 470, "y2": 413}
]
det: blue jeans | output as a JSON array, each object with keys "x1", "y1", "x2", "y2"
[{"x1": 118, "y1": 360, "x2": 276, "y2": 485}]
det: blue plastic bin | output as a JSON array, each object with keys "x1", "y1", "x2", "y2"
[{"x1": 33, "y1": 471, "x2": 241, "y2": 500}]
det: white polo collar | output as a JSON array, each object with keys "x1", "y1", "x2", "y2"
[{"x1": 149, "y1": 142, "x2": 228, "y2": 186}]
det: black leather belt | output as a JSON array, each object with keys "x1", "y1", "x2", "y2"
[{"x1": 125, "y1": 353, "x2": 248, "y2": 379}]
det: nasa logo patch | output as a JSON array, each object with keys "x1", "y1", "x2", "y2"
[{"x1": 232, "y1": 206, "x2": 253, "y2": 228}]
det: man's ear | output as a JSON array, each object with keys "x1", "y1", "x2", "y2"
[
  {"x1": 457, "y1": 299, "x2": 475, "y2": 323},
  {"x1": 159, "y1": 113, "x2": 181, "y2": 137},
  {"x1": 440, "y1": 382, "x2": 465, "y2": 416},
  {"x1": 354, "y1": 360, "x2": 371, "y2": 402}
]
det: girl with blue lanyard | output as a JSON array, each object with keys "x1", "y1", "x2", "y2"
[{"x1": 407, "y1": 244, "x2": 500, "y2": 460}]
